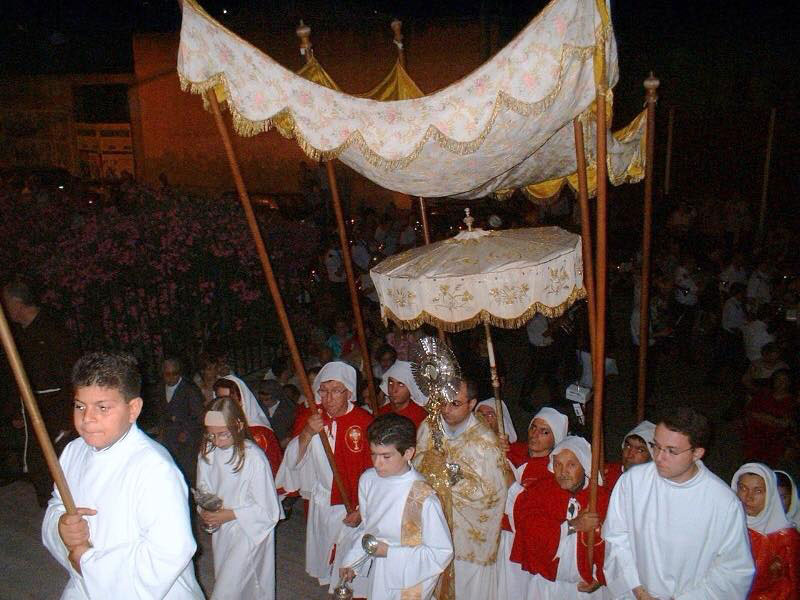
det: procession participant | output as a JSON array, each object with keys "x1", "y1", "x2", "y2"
[
  {"x1": 603, "y1": 421, "x2": 655, "y2": 490},
  {"x1": 42, "y1": 352, "x2": 203, "y2": 599},
  {"x1": 507, "y1": 406, "x2": 569, "y2": 469},
  {"x1": 413, "y1": 375, "x2": 510, "y2": 600},
  {"x1": 377, "y1": 360, "x2": 428, "y2": 428},
  {"x1": 498, "y1": 406, "x2": 569, "y2": 598},
  {"x1": 256, "y1": 379, "x2": 297, "y2": 449},
  {"x1": 213, "y1": 377, "x2": 281, "y2": 477},
  {"x1": 475, "y1": 398, "x2": 518, "y2": 443},
  {"x1": 776, "y1": 470, "x2": 800, "y2": 532},
  {"x1": 275, "y1": 362, "x2": 373, "y2": 590},
  {"x1": 3, "y1": 279, "x2": 79, "y2": 506},
  {"x1": 602, "y1": 406, "x2": 755, "y2": 599},
  {"x1": 197, "y1": 397, "x2": 282, "y2": 600},
  {"x1": 732, "y1": 462, "x2": 799, "y2": 600},
  {"x1": 511, "y1": 436, "x2": 609, "y2": 598},
  {"x1": 339, "y1": 414, "x2": 453, "y2": 600}
]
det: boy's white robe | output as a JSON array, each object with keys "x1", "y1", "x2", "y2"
[
  {"x1": 342, "y1": 467, "x2": 452, "y2": 600},
  {"x1": 602, "y1": 461, "x2": 755, "y2": 599},
  {"x1": 42, "y1": 424, "x2": 203, "y2": 600},
  {"x1": 197, "y1": 440, "x2": 282, "y2": 600}
]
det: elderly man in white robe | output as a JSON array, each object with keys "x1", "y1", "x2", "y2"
[
  {"x1": 275, "y1": 362, "x2": 373, "y2": 594},
  {"x1": 602, "y1": 407, "x2": 754, "y2": 599}
]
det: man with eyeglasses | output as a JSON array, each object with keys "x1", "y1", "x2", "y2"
[
  {"x1": 603, "y1": 421, "x2": 656, "y2": 490},
  {"x1": 602, "y1": 407, "x2": 754, "y2": 599},
  {"x1": 413, "y1": 375, "x2": 511, "y2": 600},
  {"x1": 275, "y1": 362, "x2": 373, "y2": 596}
]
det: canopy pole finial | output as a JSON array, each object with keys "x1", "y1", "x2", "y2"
[
  {"x1": 296, "y1": 20, "x2": 313, "y2": 63},
  {"x1": 463, "y1": 208, "x2": 474, "y2": 231},
  {"x1": 391, "y1": 18, "x2": 406, "y2": 66}
]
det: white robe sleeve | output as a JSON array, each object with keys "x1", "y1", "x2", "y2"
[
  {"x1": 601, "y1": 478, "x2": 642, "y2": 598},
  {"x1": 672, "y1": 501, "x2": 754, "y2": 600},
  {"x1": 341, "y1": 477, "x2": 369, "y2": 570},
  {"x1": 78, "y1": 459, "x2": 197, "y2": 599},
  {"x1": 383, "y1": 494, "x2": 454, "y2": 590},
  {"x1": 275, "y1": 435, "x2": 321, "y2": 498},
  {"x1": 231, "y1": 449, "x2": 282, "y2": 547}
]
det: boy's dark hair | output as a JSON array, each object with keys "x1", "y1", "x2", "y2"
[
  {"x1": 367, "y1": 413, "x2": 417, "y2": 455},
  {"x1": 71, "y1": 352, "x2": 141, "y2": 401},
  {"x1": 660, "y1": 406, "x2": 711, "y2": 450}
]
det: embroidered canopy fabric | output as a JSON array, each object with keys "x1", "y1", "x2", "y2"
[
  {"x1": 178, "y1": 0, "x2": 619, "y2": 199},
  {"x1": 370, "y1": 226, "x2": 585, "y2": 331}
]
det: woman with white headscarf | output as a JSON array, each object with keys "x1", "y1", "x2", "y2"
[
  {"x1": 475, "y1": 398, "x2": 518, "y2": 443},
  {"x1": 732, "y1": 463, "x2": 800, "y2": 599},
  {"x1": 776, "y1": 470, "x2": 800, "y2": 533},
  {"x1": 498, "y1": 407, "x2": 570, "y2": 600},
  {"x1": 377, "y1": 360, "x2": 428, "y2": 428}
]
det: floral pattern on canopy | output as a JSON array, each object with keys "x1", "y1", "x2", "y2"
[
  {"x1": 370, "y1": 226, "x2": 585, "y2": 332},
  {"x1": 177, "y1": 0, "x2": 620, "y2": 199}
]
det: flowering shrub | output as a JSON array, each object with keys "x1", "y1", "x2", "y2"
[{"x1": 0, "y1": 181, "x2": 319, "y2": 376}]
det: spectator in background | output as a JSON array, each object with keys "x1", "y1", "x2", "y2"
[
  {"x1": 374, "y1": 343, "x2": 398, "y2": 380},
  {"x1": 159, "y1": 357, "x2": 204, "y2": 485},
  {"x1": 747, "y1": 260, "x2": 773, "y2": 311},
  {"x1": 744, "y1": 369, "x2": 793, "y2": 465},
  {"x1": 192, "y1": 352, "x2": 218, "y2": 405},
  {"x1": 2, "y1": 278, "x2": 79, "y2": 506},
  {"x1": 326, "y1": 316, "x2": 357, "y2": 361},
  {"x1": 742, "y1": 343, "x2": 788, "y2": 395},
  {"x1": 743, "y1": 306, "x2": 775, "y2": 364},
  {"x1": 257, "y1": 379, "x2": 296, "y2": 449},
  {"x1": 719, "y1": 253, "x2": 748, "y2": 294},
  {"x1": 398, "y1": 212, "x2": 418, "y2": 251}
]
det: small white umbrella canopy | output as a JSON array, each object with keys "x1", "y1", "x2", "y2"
[{"x1": 371, "y1": 224, "x2": 585, "y2": 333}]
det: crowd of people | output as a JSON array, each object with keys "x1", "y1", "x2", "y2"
[{"x1": 3, "y1": 182, "x2": 800, "y2": 599}]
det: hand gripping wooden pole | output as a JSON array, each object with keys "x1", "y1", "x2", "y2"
[
  {"x1": 325, "y1": 160, "x2": 379, "y2": 416},
  {"x1": 0, "y1": 302, "x2": 77, "y2": 514},
  {"x1": 637, "y1": 73, "x2": 659, "y2": 422},
  {"x1": 205, "y1": 90, "x2": 353, "y2": 512}
]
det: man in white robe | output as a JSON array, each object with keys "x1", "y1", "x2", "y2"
[
  {"x1": 602, "y1": 407, "x2": 754, "y2": 599},
  {"x1": 414, "y1": 376, "x2": 510, "y2": 600},
  {"x1": 42, "y1": 352, "x2": 203, "y2": 600},
  {"x1": 275, "y1": 362, "x2": 373, "y2": 595}
]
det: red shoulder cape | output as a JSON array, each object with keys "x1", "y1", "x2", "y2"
[
  {"x1": 378, "y1": 401, "x2": 428, "y2": 429},
  {"x1": 747, "y1": 527, "x2": 800, "y2": 600},
  {"x1": 510, "y1": 476, "x2": 609, "y2": 584},
  {"x1": 603, "y1": 462, "x2": 623, "y2": 490},
  {"x1": 507, "y1": 442, "x2": 529, "y2": 468}
]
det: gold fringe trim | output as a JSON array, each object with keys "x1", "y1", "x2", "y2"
[
  {"x1": 381, "y1": 286, "x2": 586, "y2": 332},
  {"x1": 178, "y1": 0, "x2": 613, "y2": 171}
]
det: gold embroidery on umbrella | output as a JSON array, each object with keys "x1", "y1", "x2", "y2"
[
  {"x1": 387, "y1": 287, "x2": 416, "y2": 307},
  {"x1": 545, "y1": 265, "x2": 570, "y2": 295},
  {"x1": 431, "y1": 285, "x2": 474, "y2": 312},
  {"x1": 489, "y1": 283, "x2": 530, "y2": 305}
]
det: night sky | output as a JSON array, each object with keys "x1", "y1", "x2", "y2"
[{"x1": 1, "y1": 0, "x2": 798, "y2": 208}]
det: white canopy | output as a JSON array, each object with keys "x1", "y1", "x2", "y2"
[
  {"x1": 177, "y1": 0, "x2": 623, "y2": 198},
  {"x1": 370, "y1": 226, "x2": 584, "y2": 331}
]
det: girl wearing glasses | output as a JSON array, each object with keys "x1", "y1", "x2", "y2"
[{"x1": 197, "y1": 397, "x2": 283, "y2": 600}]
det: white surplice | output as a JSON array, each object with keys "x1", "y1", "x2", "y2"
[
  {"x1": 42, "y1": 424, "x2": 203, "y2": 600},
  {"x1": 341, "y1": 467, "x2": 453, "y2": 600},
  {"x1": 276, "y1": 432, "x2": 348, "y2": 586},
  {"x1": 197, "y1": 440, "x2": 282, "y2": 600},
  {"x1": 497, "y1": 462, "x2": 533, "y2": 599},
  {"x1": 602, "y1": 461, "x2": 754, "y2": 599}
]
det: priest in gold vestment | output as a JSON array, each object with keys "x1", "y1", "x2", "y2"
[{"x1": 414, "y1": 376, "x2": 511, "y2": 600}]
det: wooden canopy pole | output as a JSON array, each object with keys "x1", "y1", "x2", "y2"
[
  {"x1": 0, "y1": 303, "x2": 77, "y2": 514},
  {"x1": 391, "y1": 19, "x2": 406, "y2": 68},
  {"x1": 586, "y1": 0, "x2": 609, "y2": 572},
  {"x1": 663, "y1": 106, "x2": 675, "y2": 196},
  {"x1": 637, "y1": 73, "x2": 659, "y2": 422},
  {"x1": 418, "y1": 197, "x2": 447, "y2": 342},
  {"x1": 573, "y1": 118, "x2": 597, "y2": 364},
  {"x1": 325, "y1": 160, "x2": 379, "y2": 415},
  {"x1": 206, "y1": 90, "x2": 353, "y2": 512},
  {"x1": 756, "y1": 108, "x2": 776, "y2": 244},
  {"x1": 483, "y1": 322, "x2": 505, "y2": 437}
]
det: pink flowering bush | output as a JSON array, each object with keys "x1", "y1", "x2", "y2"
[{"x1": 0, "y1": 181, "x2": 319, "y2": 375}]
